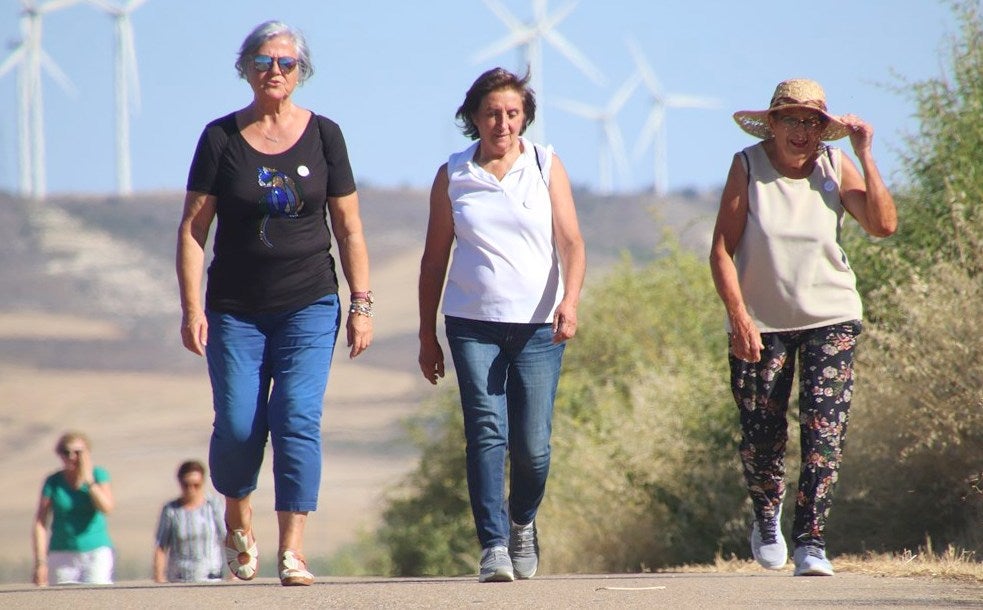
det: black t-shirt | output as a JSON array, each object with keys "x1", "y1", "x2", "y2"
[{"x1": 187, "y1": 112, "x2": 356, "y2": 313}]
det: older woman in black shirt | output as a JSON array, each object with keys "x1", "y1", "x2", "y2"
[{"x1": 176, "y1": 20, "x2": 372, "y2": 587}]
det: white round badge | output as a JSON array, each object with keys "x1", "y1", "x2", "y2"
[
  {"x1": 823, "y1": 179, "x2": 836, "y2": 192},
  {"x1": 297, "y1": 165, "x2": 310, "y2": 177}
]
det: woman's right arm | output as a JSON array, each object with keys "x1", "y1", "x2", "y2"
[
  {"x1": 152, "y1": 505, "x2": 172, "y2": 583},
  {"x1": 176, "y1": 191, "x2": 217, "y2": 356},
  {"x1": 709, "y1": 154, "x2": 763, "y2": 362},
  {"x1": 152, "y1": 545, "x2": 168, "y2": 583},
  {"x1": 32, "y1": 495, "x2": 51, "y2": 586},
  {"x1": 418, "y1": 165, "x2": 455, "y2": 385}
]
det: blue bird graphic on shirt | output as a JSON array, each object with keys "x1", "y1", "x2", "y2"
[{"x1": 257, "y1": 166, "x2": 304, "y2": 248}]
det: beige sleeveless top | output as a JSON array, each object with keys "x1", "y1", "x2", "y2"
[{"x1": 731, "y1": 141, "x2": 862, "y2": 332}]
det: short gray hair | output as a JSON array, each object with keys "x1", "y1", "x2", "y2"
[{"x1": 235, "y1": 20, "x2": 314, "y2": 83}]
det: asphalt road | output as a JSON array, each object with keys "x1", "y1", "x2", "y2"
[{"x1": 1, "y1": 573, "x2": 981, "y2": 609}]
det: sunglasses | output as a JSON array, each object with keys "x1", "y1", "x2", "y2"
[
  {"x1": 252, "y1": 54, "x2": 298, "y2": 74},
  {"x1": 59, "y1": 448, "x2": 83, "y2": 457},
  {"x1": 776, "y1": 115, "x2": 826, "y2": 131}
]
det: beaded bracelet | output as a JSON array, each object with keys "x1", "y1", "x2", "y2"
[{"x1": 349, "y1": 302, "x2": 374, "y2": 317}]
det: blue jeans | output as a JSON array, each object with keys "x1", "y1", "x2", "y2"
[
  {"x1": 445, "y1": 316, "x2": 566, "y2": 549},
  {"x1": 205, "y1": 295, "x2": 340, "y2": 512}
]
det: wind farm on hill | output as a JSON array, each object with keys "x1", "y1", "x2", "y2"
[{"x1": 1, "y1": 0, "x2": 721, "y2": 200}]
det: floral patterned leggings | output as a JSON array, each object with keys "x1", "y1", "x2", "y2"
[{"x1": 729, "y1": 320, "x2": 862, "y2": 549}]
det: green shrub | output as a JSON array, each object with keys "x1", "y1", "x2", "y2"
[
  {"x1": 832, "y1": 0, "x2": 983, "y2": 556},
  {"x1": 541, "y1": 244, "x2": 745, "y2": 571},
  {"x1": 832, "y1": 261, "x2": 983, "y2": 553}
]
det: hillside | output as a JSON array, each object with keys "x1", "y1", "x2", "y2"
[{"x1": 0, "y1": 185, "x2": 717, "y2": 580}]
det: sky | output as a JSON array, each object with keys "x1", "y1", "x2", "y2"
[{"x1": 0, "y1": 0, "x2": 961, "y2": 197}]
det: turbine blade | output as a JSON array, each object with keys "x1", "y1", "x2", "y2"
[
  {"x1": 542, "y1": 29, "x2": 605, "y2": 85},
  {"x1": 539, "y1": 0, "x2": 578, "y2": 31},
  {"x1": 633, "y1": 107, "x2": 665, "y2": 158},
  {"x1": 39, "y1": 49, "x2": 76, "y2": 95},
  {"x1": 482, "y1": 0, "x2": 524, "y2": 31},
  {"x1": 0, "y1": 45, "x2": 27, "y2": 78},
  {"x1": 472, "y1": 30, "x2": 534, "y2": 64},
  {"x1": 626, "y1": 38, "x2": 663, "y2": 97},
  {"x1": 608, "y1": 72, "x2": 640, "y2": 113},
  {"x1": 38, "y1": 0, "x2": 84, "y2": 13},
  {"x1": 665, "y1": 93, "x2": 721, "y2": 109},
  {"x1": 552, "y1": 97, "x2": 601, "y2": 119},
  {"x1": 126, "y1": 0, "x2": 149, "y2": 11},
  {"x1": 85, "y1": 0, "x2": 117, "y2": 11}
]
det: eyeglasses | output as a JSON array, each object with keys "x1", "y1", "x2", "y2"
[
  {"x1": 776, "y1": 115, "x2": 825, "y2": 131},
  {"x1": 252, "y1": 54, "x2": 298, "y2": 74}
]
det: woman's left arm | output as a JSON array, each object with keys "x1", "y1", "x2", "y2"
[
  {"x1": 328, "y1": 191, "x2": 373, "y2": 358},
  {"x1": 548, "y1": 155, "x2": 587, "y2": 342},
  {"x1": 837, "y1": 114, "x2": 898, "y2": 238}
]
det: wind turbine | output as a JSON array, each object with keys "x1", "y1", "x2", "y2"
[
  {"x1": 0, "y1": 16, "x2": 34, "y2": 197},
  {"x1": 473, "y1": 0, "x2": 606, "y2": 145},
  {"x1": 554, "y1": 73, "x2": 640, "y2": 195},
  {"x1": 1, "y1": 0, "x2": 80, "y2": 199},
  {"x1": 628, "y1": 39, "x2": 720, "y2": 197},
  {"x1": 88, "y1": 0, "x2": 146, "y2": 196}
]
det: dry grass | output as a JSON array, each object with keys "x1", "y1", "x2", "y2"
[{"x1": 666, "y1": 545, "x2": 983, "y2": 583}]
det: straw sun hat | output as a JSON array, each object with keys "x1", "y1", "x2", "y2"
[{"x1": 733, "y1": 78, "x2": 851, "y2": 141}]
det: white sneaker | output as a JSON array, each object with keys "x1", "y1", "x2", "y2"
[
  {"x1": 793, "y1": 545, "x2": 834, "y2": 576},
  {"x1": 478, "y1": 545, "x2": 514, "y2": 583},
  {"x1": 750, "y1": 504, "x2": 787, "y2": 570}
]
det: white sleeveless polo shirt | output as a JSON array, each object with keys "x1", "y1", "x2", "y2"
[{"x1": 442, "y1": 137, "x2": 562, "y2": 323}]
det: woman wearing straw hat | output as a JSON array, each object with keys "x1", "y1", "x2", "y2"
[{"x1": 709, "y1": 78, "x2": 896, "y2": 576}]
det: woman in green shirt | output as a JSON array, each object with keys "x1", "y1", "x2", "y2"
[{"x1": 32, "y1": 431, "x2": 115, "y2": 586}]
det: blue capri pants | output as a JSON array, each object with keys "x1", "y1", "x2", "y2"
[{"x1": 205, "y1": 294, "x2": 340, "y2": 512}]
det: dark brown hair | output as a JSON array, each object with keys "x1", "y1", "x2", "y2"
[
  {"x1": 455, "y1": 67, "x2": 537, "y2": 140},
  {"x1": 177, "y1": 459, "x2": 207, "y2": 481}
]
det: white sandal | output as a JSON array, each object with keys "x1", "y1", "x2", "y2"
[
  {"x1": 225, "y1": 529, "x2": 258, "y2": 580},
  {"x1": 279, "y1": 549, "x2": 314, "y2": 586}
]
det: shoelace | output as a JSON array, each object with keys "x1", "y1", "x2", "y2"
[
  {"x1": 511, "y1": 524, "x2": 536, "y2": 556},
  {"x1": 758, "y1": 516, "x2": 779, "y2": 544},
  {"x1": 484, "y1": 547, "x2": 510, "y2": 565},
  {"x1": 801, "y1": 545, "x2": 825, "y2": 559}
]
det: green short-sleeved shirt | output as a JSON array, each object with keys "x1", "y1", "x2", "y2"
[{"x1": 42, "y1": 467, "x2": 114, "y2": 552}]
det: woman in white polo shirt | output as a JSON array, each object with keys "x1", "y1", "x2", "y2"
[
  {"x1": 418, "y1": 67, "x2": 586, "y2": 583},
  {"x1": 710, "y1": 78, "x2": 897, "y2": 577}
]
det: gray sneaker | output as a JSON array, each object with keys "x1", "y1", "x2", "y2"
[
  {"x1": 750, "y1": 504, "x2": 787, "y2": 570},
  {"x1": 509, "y1": 520, "x2": 539, "y2": 579},
  {"x1": 478, "y1": 545, "x2": 514, "y2": 582},
  {"x1": 793, "y1": 545, "x2": 834, "y2": 576}
]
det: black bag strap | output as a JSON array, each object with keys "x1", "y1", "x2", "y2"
[{"x1": 533, "y1": 144, "x2": 549, "y2": 187}]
